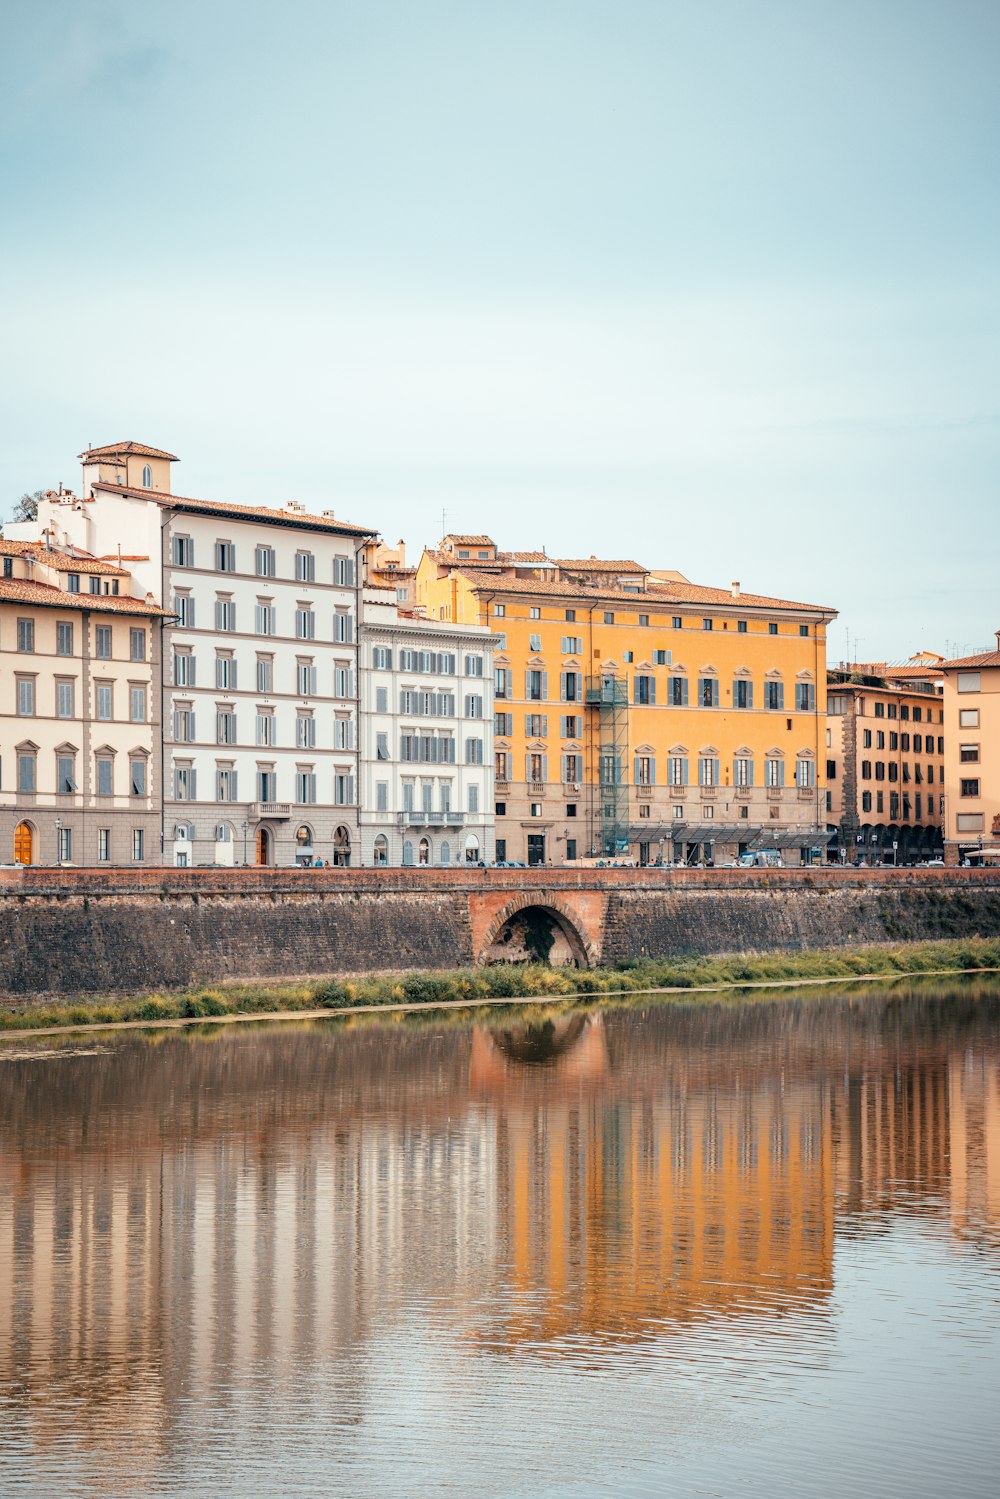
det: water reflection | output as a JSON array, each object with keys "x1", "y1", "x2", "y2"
[{"x1": 1, "y1": 984, "x2": 999, "y2": 1495}]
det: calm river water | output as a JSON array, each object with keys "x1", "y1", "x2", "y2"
[{"x1": 1, "y1": 980, "x2": 999, "y2": 1497}]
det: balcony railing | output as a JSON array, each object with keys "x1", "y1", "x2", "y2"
[
  {"x1": 250, "y1": 801, "x2": 292, "y2": 819},
  {"x1": 396, "y1": 810, "x2": 466, "y2": 827}
]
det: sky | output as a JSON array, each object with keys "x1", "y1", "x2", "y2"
[{"x1": 1, "y1": 0, "x2": 997, "y2": 660}]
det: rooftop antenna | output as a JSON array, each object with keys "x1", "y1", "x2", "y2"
[{"x1": 441, "y1": 507, "x2": 447, "y2": 540}]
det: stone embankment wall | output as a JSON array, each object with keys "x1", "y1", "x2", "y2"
[{"x1": 0, "y1": 866, "x2": 999, "y2": 1004}]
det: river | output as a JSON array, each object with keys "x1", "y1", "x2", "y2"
[{"x1": 1, "y1": 979, "x2": 999, "y2": 1496}]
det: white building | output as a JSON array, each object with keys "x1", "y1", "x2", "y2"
[
  {"x1": 359, "y1": 589, "x2": 495, "y2": 866},
  {"x1": 17, "y1": 442, "x2": 375, "y2": 867}
]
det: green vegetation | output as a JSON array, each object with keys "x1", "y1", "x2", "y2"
[{"x1": 2, "y1": 937, "x2": 1000, "y2": 1035}]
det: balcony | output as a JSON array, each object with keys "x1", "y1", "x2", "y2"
[
  {"x1": 495, "y1": 780, "x2": 511, "y2": 795},
  {"x1": 767, "y1": 787, "x2": 783, "y2": 800},
  {"x1": 796, "y1": 786, "x2": 815, "y2": 800},
  {"x1": 251, "y1": 802, "x2": 292, "y2": 820},
  {"x1": 636, "y1": 785, "x2": 653, "y2": 800},
  {"x1": 397, "y1": 810, "x2": 466, "y2": 828}
]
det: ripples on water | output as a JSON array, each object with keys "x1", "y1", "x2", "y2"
[{"x1": 1, "y1": 981, "x2": 999, "y2": 1497}]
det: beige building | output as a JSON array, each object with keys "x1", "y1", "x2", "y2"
[
  {"x1": 826, "y1": 655, "x2": 945, "y2": 863},
  {"x1": 0, "y1": 541, "x2": 168, "y2": 866},
  {"x1": 938, "y1": 633, "x2": 1000, "y2": 865}
]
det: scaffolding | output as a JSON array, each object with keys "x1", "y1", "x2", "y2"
[{"x1": 586, "y1": 674, "x2": 629, "y2": 856}]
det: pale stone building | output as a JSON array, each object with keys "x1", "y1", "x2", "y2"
[
  {"x1": 11, "y1": 442, "x2": 376, "y2": 867},
  {"x1": 359, "y1": 589, "x2": 495, "y2": 866},
  {"x1": 0, "y1": 540, "x2": 167, "y2": 866},
  {"x1": 938, "y1": 633, "x2": 1000, "y2": 865}
]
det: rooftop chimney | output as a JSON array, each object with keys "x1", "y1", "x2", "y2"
[
  {"x1": 995, "y1": 628, "x2": 1000, "y2": 652},
  {"x1": 731, "y1": 580, "x2": 741, "y2": 597}
]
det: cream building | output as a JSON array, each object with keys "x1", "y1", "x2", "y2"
[
  {"x1": 0, "y1": 540, "x2": 167, "y2": 866},
  {"x1": 10, "y1": 442, "x2": 376, "y2": 868},
  {"x1": 359, "y1": 589, "x2": 495, "y2": 866},
  {"x1": 938, "y1": 633, "x2": 1000, "y2": 865}
]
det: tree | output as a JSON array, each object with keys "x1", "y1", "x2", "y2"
[{"x1": 5, "y1": 490, "x2": 44, "y2": 531}]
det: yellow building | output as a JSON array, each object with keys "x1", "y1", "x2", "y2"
[
  {"x1": 938, "y1": 632, "x2": 1000, "y2": 865},
  {"x1": 416, "y1": 538, "x2": 836, "y2": 865}
]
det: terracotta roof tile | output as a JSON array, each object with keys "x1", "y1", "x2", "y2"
[
  {"x1": 0, "y1": 540, "x2": 129, "y2": 575},
  {"x1": 442, "y1": 534, "x2": 495, "y2": 546},
  {"x1": 0, "y1": 578, "x2": 168, "y2": 615},
  {"x1": 80, "y1": 441, "x2": 179, "y2": 461},
  {"x1": 556, "y1": 558, "x2": 648, "y2": 573},
  {"x1": 454, "y1": 569, "x2": 834, "y2": 614},
  {"x1": 939, "y1": 650, "x2": 1000, "y2": 669},
  {"x1": 91, "y1": 483, "x2": 376, "y2": 538}
]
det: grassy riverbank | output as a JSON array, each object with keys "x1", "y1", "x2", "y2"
[{"x1": 2, "y1": 936, "x2": 1000, "y2": 1034}]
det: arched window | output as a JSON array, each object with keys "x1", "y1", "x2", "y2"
[
  {"x1": 333, "y1": 826, "x2": 351, "y2": 867},
  {"x1": 373, "y1": 834, "x2": 388, "y2": 866},
  {"x1": 402, "y1": 840, "x2": 414, "y2": 867},
  {"x1": 418, "y1": 837, "x2": 430, "y2": 866},
  {"x1": 295, "y1": 824, "x2": 313, "y2": 848},
  {"x1": 142, "y1": 464, "x2": 152, "y2": 488},
  {"x1": 440, "y1": 840, "x2": 451, "y2": 866},
  {"x1": 464, "y1": 834, "x2": 480, "y2": 863}
]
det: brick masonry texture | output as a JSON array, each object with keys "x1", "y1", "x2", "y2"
[{"x1": 1, "y1": 867, "x2": 999, "y2": 1004}]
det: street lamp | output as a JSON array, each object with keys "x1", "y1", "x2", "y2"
[{"x1": 242, "y1": 820, "x2": 248, "y2": 867}]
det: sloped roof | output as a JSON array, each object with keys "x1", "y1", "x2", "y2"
[
  {"x1": 91, "y1": 483, "x2": 376, "y2": 538},
  {"x1": 454, "y1": 569, "x2": 834, "y2": 614},
  {"x1": 557, "y1": 558, "x2": 648, "y2": 573},
  {"x1": 0, "y1": 540, "x2": 129, "y2": 575},
  {"x1": 80, "y1": 441, "x2": 179, "y2": 461},
  {"x1": 0, "y1": 578, "x2": 168, "y2": 615},
  {"x1": 938, "y1": 649, "x2": 1000, "y2": 669}
]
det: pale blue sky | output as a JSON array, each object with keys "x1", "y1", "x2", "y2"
[{"x1": 1, "y1": 0, "x2": 997, "y2": 657}]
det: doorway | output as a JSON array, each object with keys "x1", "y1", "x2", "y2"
[
  {"x1": 14, "y1": 821, "x2": 33, "y2": 865},
  {"x1": 256, "y1": 826, "x2": 271, "y2": 866},
  {"x1": 527, "y1": 834, "x2": 546, "y2": 866}
]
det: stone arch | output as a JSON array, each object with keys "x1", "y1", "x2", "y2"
[{"x1": 477, "y1": 894, "x2": 598, "y2": 969}]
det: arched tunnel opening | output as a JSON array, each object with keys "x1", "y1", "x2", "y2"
[{"x1": 480, "y1": 904, "x2": 589, "y2": 968}]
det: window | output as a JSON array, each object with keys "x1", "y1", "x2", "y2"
[
  {"x1": 175, "y1": 592, "x2": 195, "y2": 627},
  {"x1": 297, "y1": 661, "x2": 318, "y2": 696},
  {"x1": 603, "y1": 611, "x2": 614, "y2": 625},
  {"x1": 375, "y1": 780, "x2": 389, "y2": 813},
  {"x1": 960, "y1": 744, "x2": 980, "y2": 763},
  {"x1": 734, "y1": 756, "x2": 754, "y2": 786},
  {"x1": 668, "y1": 676, "x2": 688, "y2": 706},
  {"x1": 216, "y1": 541, "x2": 236, "y2": 572},
  {"x1": 372, "y1": 645, "x2": 392, "y2": 671},
  {"x1": 863, "y1": 729, "x2": 872, "y2": 748},
  {"x1": 668, "y1": 756, "x2": 688, "y2": 787},
  {"x1": 529, "y1": 607, "x2": 541, "y2": 620},
  {"x1": 799, "y1": 624, "x2": 809, "y2": 637},
  {"x1": 468, "y1": 784, "x2": 479, "y2": 815},
  {"x1": 295, "y1": 551, "x2": 315, "y2": 582},
  {"x1": 861, "y1": 791, "x2": 872, "y2": 813},
  {"x1": 795, "y1": 683, "x2": 815, "y2": 712},
  {"x1": 702, "y1": 618, "x2": 713, "y2": 631},
  {"x1": 957, "y1": 673, "x2": 981, "y2": 693},
  {"x1": 55, "y1": 680, "x2": 74, "y2": 718},
  {"x1": 527, "y1": 669, "x2": 545, "y2": 701},
  {"x1": 295, "y1": 606, "x2": 315, "y2": 640},
  {"x1": 874, "y1": 702, "x2": 885, "y2": 719},
  {"x1": 255, "y1": 601, "x2": 276, "y2": 636},
  {"x1": 529, "y1": 633, "x2": 542, "y2": 652},
  {"x1": 561, "y1": 670, "x2": 582, "y2": 702},
  {"x1": 768, "y1": 622, "x2": 778, "y2": 635},
  {"x1": 733, "y1": 679, "x2": 753, "y2": 709},
  {"x1": 563, "y1": 752, "x2": 581, "y2": 783},
  {"x1": 56, "y1": 621, "x2": 73, "y2": 656},
  {"x1": 765, "y1": 758, "x2": 784, "y2": 787},
  {"x1": 142, "y1": 464, "x2": 152, "y2": 488},
  {"x1": 956, "y1": 708, "x2": 979, "y2": 730},
  {"x1": 635, "y1": 755, "x2": 654, "y2": 786},
  {"x1": 255, "y1": 546, "x2": 276, "y2": 577},
  {"x1": 698, "y1": 756, "x2": 719, "y2": 787},
  {"x1": 464, "y1": 693, "x2": 483, "y2": 719},
  {"x1": 174, "y1": 706, "x2": 196, "y2": 742},
  {"x1": 334, "y1": 611, "x2": 353, "y2": 642},
  {"x1": 65, "y1": 572, "x2": 80, "y2": 592},
  {"x1": 795, "y1": 758, "x2": 815, "y2": 788},
  {"x1": 764, "y1": 680, "x2": 784, "y2": 711},
  {"x1": 130, "y1": 687, "x2": 147, "y2": 723},
  {"x1": 94, "y1": 624, "x2": 112, "y2": 660},
  {"x1": 565, "y1": 609, "x2": 576, "y2": 622},
  {"x1": 172, "y1": 535, "x2": 194, "y2": 567},
  {"x1": 96, "y1": 757, "x2": 113, "y2": 796},
  {"x1": 216, "y1": 654, "x2": 237, "y2": 690},
  {"x1": 56, "y1": 753, "x2": 76, "y2": 794},
  {"x1": 334, "y1": 665, "x2": 354, "y2": 698},
  {"x1": 877, "y1": 731, "x2": 885, "y2": 750},
  {"x1": 256, "y1": 655, "x2": 273, "y2": 692},
  {"x1": 296, "y1": 771, "x2": 317, "y2": 804},
  {"x1": 494, "y1": 603, "x2": 506, "y2": 617},
  {"x1": 131, "y1": 828, "x2": 145, "y2": 860},
  {"x1": 128, "y1": 628, "x2": 146, "y2": 663},
  {"x1": 257, "y1": 769, "x2": 277, "y2": 802},
  {"x1": 334, "y1": 773, "x2": 355, "y2": 805},
  {"x1": 466, "y1": 737, "x2": 484, "y2": 765},
  {"x1": 216, "y1": 598, "x2": 237, "y2": 632},
  {"x1": 464, "y1": 654, "x2": 484, "y2": 677},
  {"x1": 698, "y1": 677, "x2": 719, "y2": 708},
  {"x1": 213, "y1": 764, "x2": 237, "y2": 802},
  {"x1": 58, "y1": 827, "x2": 72, "y2": 863},
  {"x1": 961, "y1": 779, "x2": 980, "y2": 797},
  {"x1": 14, "y1": 675, "x2": 34, "y2": 716},
  {"x1": 17, "y1": 618, "x2": 34, "y2": 653},
  {"x1": 634, "y1": 675, "x2": 654, "y2": 705},
  {"x1": 256, "y1": 711, "x2": 275, "y2": 747},
  {"x1": 96, "y1": 683, "x2": 112, "y2": 720},
  {"x1": 297, "y1": 715, "x2": 317, "y2": 748},
  {"x1": 957, "y1": 813, "x2": 984, "y2": 833},
  {"x1": 98, "y1": 829, "x2": 110, "y2": 862},
  {"x1": 525, "y1": 713, "x2": 547, "y2": 737},
  {"x1": 333, "y1": 556, "x2": 355, "y2": 587},
  {"x1": 174, "y1": 651, "x2": 195, "y2": 687},
  {"x1": 174, "y1": 765, "x2": 197, "y2": 801},
  {"x1": 89, "y1": 577, "x2": 102, "y2": 595}
]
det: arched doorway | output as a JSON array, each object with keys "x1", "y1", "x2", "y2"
[
  {"x1": 256, "y1": 826, "x2": 272, "y2": 866},
  {"x1": 14, "y1": 821, "x2": 34, "y2": 865},
  {"x1": 333, "y1": 826, "x2": 351, "y2": 867},
  {"x1": 373, "y1": 834, "x2": 388, "y2": 867},
  {"x1": 418, "y1": 837, "x2": 430, "y2": 866},
  {"x1": 440, "y1": 840, "x2": 451, "y2": 866},
  {"x1": 464, "y1": 833, "x2": 481, "y2": 864},
  {"x1": 295, "y1": 824, "x2": 314, "y2": 867},
  {"x1": 402, "y1": 839, "x2": 414, "y2": 866}
]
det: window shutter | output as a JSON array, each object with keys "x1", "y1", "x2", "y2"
[
  {"x1": 540, "y1": 671, "x2": 548, "y2": 701},
  {"x1": 649, "y1": 679, "x2": 656, "y2": 705},
  {"x1": 505, "y1": 669, "x2": 513, "y2": 699},
  {"x1": 682, "y1": 678, "x2": 688, "y2": 706},
  {"x1": 650, "y1": 757, "x2": 657, "y2": 785},
  {"x1": 633, "y1": 755, "x2": 640, "y2": 784},
  {"x1": 748, "y1": 759, "x2": 755, "y2": 786},
  {"x1": 682, "y1": 758, "x2": 689, "y2": 785},
  {"x1": 541, "y1": 753, "x2": 548, "y2": 783},
  {"x1": 560, "y1": 672, "x2": 567, "y2": 702},
  {"x1": 777, "y1": 683, "x2": 785, "y2": 710},
  {"x1": 525, "y1": 751, "x2": 532, "y2": 783},
  {"x1": 525, "y1": 670, "x2": 531, "y2": 698}
]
